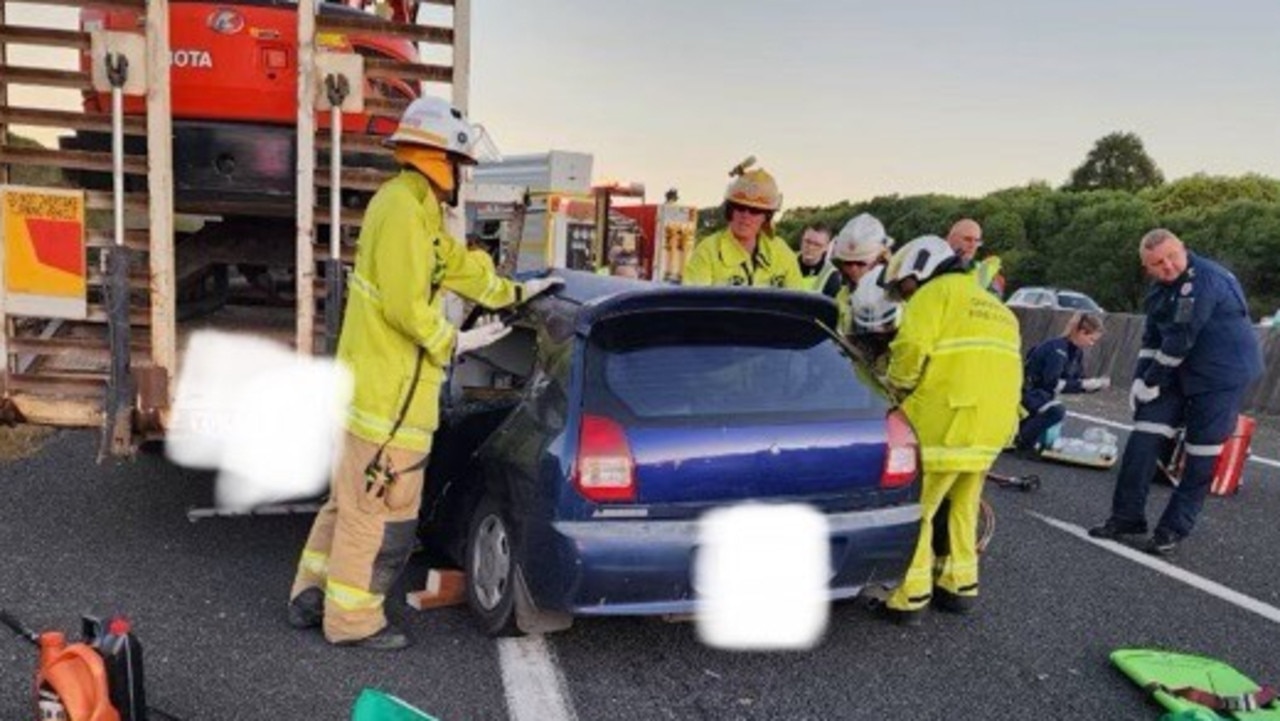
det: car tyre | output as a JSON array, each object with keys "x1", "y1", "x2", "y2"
[{"x1": 466, "y1": 495, "x2": 522, "y2": 637}]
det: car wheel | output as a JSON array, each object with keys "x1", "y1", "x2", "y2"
[{"x1": 466, "y1": 495, "x2": 522, "y2": 637}]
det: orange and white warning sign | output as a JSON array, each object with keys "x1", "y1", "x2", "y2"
[{"x1": 2, "y1": 186, "x2": 87, "y2": 319}]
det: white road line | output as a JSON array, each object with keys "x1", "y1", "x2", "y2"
[
  {"x1": 1067, "y1": 411, "x2": 1280, "y2": 470},
  {"x1": 1065, "y1": 411, "x2": 1132, "y2": 433},
  {"x1": 498, "y1": 636, "x2": 578, "y2": 721},
  {"x1": 1031, "y1": 512, "x2": 1280, "y2": 625}
]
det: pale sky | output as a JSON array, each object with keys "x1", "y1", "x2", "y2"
[
  {"x1": 469, "y1": 0, "x2": 1280, "y2": 207},
  {"x1": 8, "y1": 2, "x2": 1279, "y2": 209}
]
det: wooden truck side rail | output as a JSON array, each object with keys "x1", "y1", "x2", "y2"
[{"x1": 0, "y1": 0, "x2": 469, "y2": 456}]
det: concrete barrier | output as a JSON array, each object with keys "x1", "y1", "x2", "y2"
[{"x1": 1010, "y1": 307, "x2": 1280, "y2": 417}]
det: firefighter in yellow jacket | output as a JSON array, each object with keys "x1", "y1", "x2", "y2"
[
  {"x1": 880, "y1": 235, "x2": 1022, "y2": 625},
  {"x1": 681, "y1": 157, "x2": 804, "y2": 289},
  {"x1": 287, "y1": 96, "x2": 559, "y2": 650}
]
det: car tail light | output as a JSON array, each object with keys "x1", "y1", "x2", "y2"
[
  {"x1": 573, "y1": 414, "x2": 636, "y2": 503},
  {"x1": 881, "y1": 409, "x2": 919, "y2": 489}
]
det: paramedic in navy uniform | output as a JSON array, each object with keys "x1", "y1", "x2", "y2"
[{"x1": 1089, "y1": 229, "x2": 1262, "y2": 555}]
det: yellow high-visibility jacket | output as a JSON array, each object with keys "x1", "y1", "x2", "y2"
[
  {"x1": 799, "y1": 258, "x2": 839, "y2": 296},
  {"x1": 339, "y1": 170, "x2": 518, "y2": 451},
  {"x1": 681, "y1": 229, "x2": 804, "y2": 289},
  {"x1": 974, "y1": 256, "x2": 1003, "y2": 297},
  {"x1": 835, "y1": 283, "x2": 853, "y2": 337},
  {"x1": 887, "y1": 272, "x2": 1023, "y2": 472}
]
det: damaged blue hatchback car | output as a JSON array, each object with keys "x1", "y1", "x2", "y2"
[{"x1": 418, "y1": 270, "x2": 922, "y2": 636}]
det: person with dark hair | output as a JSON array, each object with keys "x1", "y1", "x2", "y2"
[
  {"x1": 796, "y1": 223, "x2": 840, "y2": 297},
  {"x1": 1013, "y1": 312, "x2": 1111, "y2": 454}
]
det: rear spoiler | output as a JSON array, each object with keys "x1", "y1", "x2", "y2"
[{"x1": 574, "y1": 286, "x2": 838, "y2": 337}]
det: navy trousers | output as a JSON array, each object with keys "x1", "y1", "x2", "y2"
[
  {"x1": 1109, "y1": 383, "x2": 1246, "y2": 538},
  {"x1": 1016, "y1": 390, "x2": 1064, "y2": 451}
]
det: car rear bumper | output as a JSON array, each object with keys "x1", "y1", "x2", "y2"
[{"x1": 526, "y1": 503, "x2": 921, "y2": 616}]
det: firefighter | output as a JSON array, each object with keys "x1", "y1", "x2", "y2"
[
  {"x1": 1013, "y1": 312, "x2": 1111, "y2": 455},
  {"x1": 829, "y1": 213, "x2": 893, "y2": 337},
  {"x1": 287, "y1": 96, "x2": 560, "y2": 650},
  {"x1": 796, "y1": 223, "x2": 841, "y2": 297},
  {"x1": 1089, "y1": 229, "x2": 1262, "y2": 555},
  {"x1": 879, "y1": 235, "x2": 1022, "y2": 625},
  {"x1": 681, "y1": 158, "x2": 804, "y2": 289},
  {"x1": 848, "y1": 265, "x2": 900, "y2": 370},
  {"x1": 946, "y1": 218, "x2": 1004, "y2": 297}
]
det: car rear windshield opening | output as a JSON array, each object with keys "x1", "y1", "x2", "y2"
[{"x1": 586, "y1": 311, "x2": 886, "y2": 420}]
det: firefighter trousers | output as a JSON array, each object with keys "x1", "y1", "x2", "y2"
[
  {"x1": 888, "y1": 469, "x2": 984, "y2": 612},
  {"x1": 291, "y1": 431, "x2": 427, "y2": 643}
]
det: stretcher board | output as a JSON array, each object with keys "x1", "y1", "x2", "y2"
[
  {"x1": 1039, "y1": 448, "x2": 1117, "y2": 470},
  {"x1": 1112, "y1": 648, "x2": 1280, "y2": 719}
]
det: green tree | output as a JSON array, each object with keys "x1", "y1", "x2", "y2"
[
  {"x1": 1042, "y1": 194, "x2": 1157, "y2": 311},
  {"x1": 1009, "y1": 189, "x2": 1125, "y2": 289},
  {"x1": 1178, "y1": 200, "x2": 1280, "y2": 319},
  {"x1": 1141, "y1": 173, "x2": 1280, "y2": 217},
  {"x1": 775, "y1": 200, "x2": 854, "y2": 246},
  {"x1": 1066, "y1": 132, "x2": 1165, "y2": 193}
]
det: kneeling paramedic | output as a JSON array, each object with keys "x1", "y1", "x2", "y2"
[
  {"x1": 880, "y1": 236, "x2": 1022, "y2": 625},
  {"x1": 1089, "y1": 229, "x2": 1261, "y2": 556},
  {"x1": 287, "y1": 96, "x2": 560, "y2": 650},
  {"x1": 1014, "y1": 312, "x2": 1110, "y2": 454}
]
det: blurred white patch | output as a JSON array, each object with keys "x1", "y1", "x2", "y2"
[
  {"x1": 167, "y1": 331, "x2": 352, "y2": 510},
  {"x1": 695, "y1": 503, "x2": 829, "y2": 651}
]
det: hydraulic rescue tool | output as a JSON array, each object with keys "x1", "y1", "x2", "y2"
[{"x1": 1, "y1": 609, "x2": 147, "y2": 721}]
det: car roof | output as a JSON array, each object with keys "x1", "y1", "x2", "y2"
[
  {"x1": 527, "y1": 269, "x2": 838, "y2": 339},
  {"x1": 1013, "y1": 286, "x2": 1092, "y2": 297}
]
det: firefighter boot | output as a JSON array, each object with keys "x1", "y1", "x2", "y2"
[{"x1": 288, "y1": 587, "x2": 325, "y2": 630}]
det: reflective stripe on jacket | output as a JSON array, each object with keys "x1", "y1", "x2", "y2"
[
  {"x1": 339, "y1": 170, "x2": 518, "y2": 451},
  {"x1": 835, "y1": 283, "x2": 852, "y2": 337},
  {"x1": 681, "y1": 229, "x2": 804, "y2": 289},
  {"x1": 888, "y1": 272, "x2": 1023, "y2": 472}
]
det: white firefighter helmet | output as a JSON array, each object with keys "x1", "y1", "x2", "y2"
[
  {"x1": 882, "y1": 235, "x2": 956, "y2": 299},
  {"x1": 852, "y1": 265, "x2": 900, "y2": 334},
  {"x1": 387, "y1": 95, "x2": 497, "y2": 164},
  {"x1": 831, "y1": 213, "x2": 892, "y2": 264}
]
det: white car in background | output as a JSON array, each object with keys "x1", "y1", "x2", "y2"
[{"x1": 1006, "y1": 286, "x2": 1105, "y2": 314}]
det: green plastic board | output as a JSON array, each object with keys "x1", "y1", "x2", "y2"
[
  {"x1": 1112, "y1": 648, "x2": 1280, "y2": 720},
  {"x1": 352, "y1": 688, "x2": 439, "y2": 721}
]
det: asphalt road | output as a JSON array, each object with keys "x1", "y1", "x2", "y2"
[{"x1": 3, "y1": 388, "x2": 1279, "y2": 720}]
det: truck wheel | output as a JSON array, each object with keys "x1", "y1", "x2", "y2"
[{"x1": 465, "y1": 495, "x2": 522, "y2": 637}]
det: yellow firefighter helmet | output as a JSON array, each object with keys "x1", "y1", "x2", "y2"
[{"x1": 724, "y1": 156, "x2": 782, "y2": 212}]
